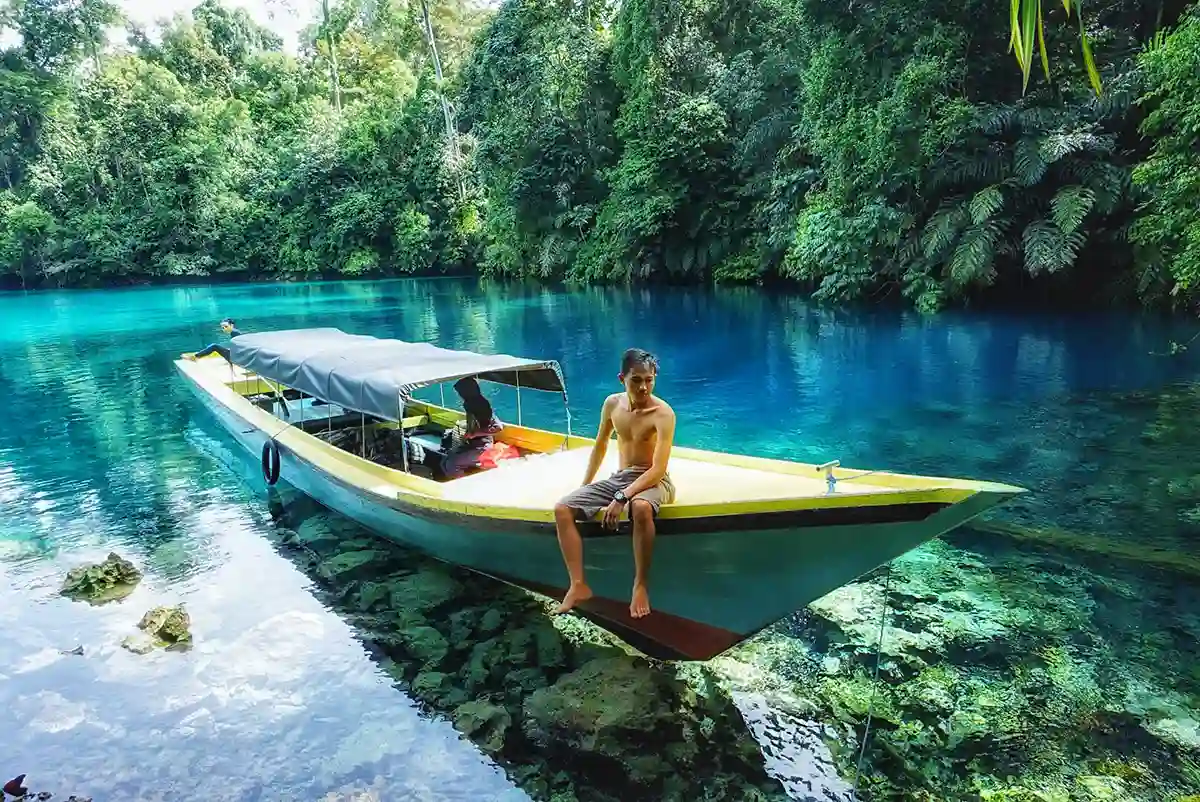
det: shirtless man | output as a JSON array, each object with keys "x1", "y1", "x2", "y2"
[{"x1": 552, "y1": 348, "x2": 676, "y2": 619}]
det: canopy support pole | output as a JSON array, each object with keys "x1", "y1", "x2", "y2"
[
  {"x1": 561, "y1": 389, "x2": 572, "y2": 450},
  {"x1": 439, "y1": 383, "x2": 445, "y2": 408},
  {"x1": 399, "y1": 393, "x2": 409, "y2": 473},
  {"x1": 272, "y1": 381, "x2": 290, "y2": 419},
  {"x1": 360, "y1": 412, "x2": 365, "y2": 459},
  {"x1": 516, "y1": 372, "x2": 523, "y2": 426}
]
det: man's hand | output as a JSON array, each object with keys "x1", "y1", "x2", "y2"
[{"x1": 603, "y1": 498, "x2": 626, "y2": 530}]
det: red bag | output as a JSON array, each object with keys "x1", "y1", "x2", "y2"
[{"x1": 478, "y1": 442, "x2": 520, "y2": 469}]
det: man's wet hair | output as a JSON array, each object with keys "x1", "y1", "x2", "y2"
[
  {"x1": 221, "y1": 317, "x2": 236, "y2": 326},
  {"x1": 621, "y1": 348, "x2": 658, "y2": 375}
]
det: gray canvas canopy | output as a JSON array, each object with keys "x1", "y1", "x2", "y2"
[{"x1": 229, "y1": 328, "x2": 566, "y2": 423}]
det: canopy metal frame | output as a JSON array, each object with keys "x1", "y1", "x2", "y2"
[{"x1": 229, "y1": 327, "x2": 575, "y2": 466}]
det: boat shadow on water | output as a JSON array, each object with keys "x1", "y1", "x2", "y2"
[{"x1": 257, "y1": 482, "x2": 840, "y2": 802}]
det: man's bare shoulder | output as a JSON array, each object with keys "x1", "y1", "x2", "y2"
[
  {"x1": 651, "y1": 396, "x2": 675, "y2": 421},
  {"x1": 600, "y1": 393, "x2": 624, "y2": 418}
]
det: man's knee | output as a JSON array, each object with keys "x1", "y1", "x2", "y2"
[
  {"x1": 554, "y1": 503, "x2": 576, "y2": 523},
  {"x1": 630, "y1": 498, "x2": 655, "y2": 525}
]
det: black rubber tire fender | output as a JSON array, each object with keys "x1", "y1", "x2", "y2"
[{"x1": 261, "y1": 439, "x2": 281, "y2": 486}]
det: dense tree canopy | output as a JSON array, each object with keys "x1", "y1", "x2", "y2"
[{"x1": 1, "y1": 0, "x2": 1197, "y2": 312}]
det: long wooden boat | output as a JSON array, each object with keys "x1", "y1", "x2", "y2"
[{"x1": 174, "y1": 328, "x2": 1025, "y2": 660}]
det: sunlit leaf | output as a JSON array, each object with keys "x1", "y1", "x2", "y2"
[
  {"x1": 1020, "y1": 0, "x2": 1038, "y2": 92},
  {"x1": 1010, "y1": 0, "x2": 1024, "y2": 62},
  {"x1": 1079, "y1": 12, "x2": 1102, "y2": 96},
  {"x1": 1037, "y1": 9, "x2": 1050, "y2": 82}
]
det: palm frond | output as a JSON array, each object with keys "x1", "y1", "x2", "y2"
[
  {"x1": 969, "y1": 185, "x2": 1006, "y2": 224},
  {"x1": 929, "y1": 151, "x2": 1007, "y2": 191},
  {"x1": 1014, "y1": 136, "x2": 1047, "y2": 186},
  {"x1": 922, "y1": 202, "x2": 969, "y2": 260},
  {"x1": 1050, "y1": 185, "x2": 1095, "y2": 234},
  {"x1": 1023, "y1": 218, "x2": 1086, "y2": 274},
  {"x1": 948, "y1": 221, "x2": 1001, "y2": 287},
  {"x1": 1039, "y1": 131, "x2": 1111, "y2": 164}
]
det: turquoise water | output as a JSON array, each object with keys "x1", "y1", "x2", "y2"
[{"x1": 2, "y1": 278, "x2": 1199, "y2": 801}]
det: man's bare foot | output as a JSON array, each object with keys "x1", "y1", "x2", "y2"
[
  {"x1": 630, "y1": 584, "x2": 651, "y2": 618},
  {"x1": 552, "y1": 582, "x2": 592, "y2": 615}
]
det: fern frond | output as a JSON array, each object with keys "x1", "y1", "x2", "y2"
[
  {"x1": 922, "y1": 203, "x2": 969, "y2": 260},
  {"x1": 1023, "y1": 219, "x2": 1086, "y2": 275},
  {"x1": 969, "y1": 185, "x2": 1005, "y2": 224},
  {"x1": 947, "y1": 222, "x2": 1000, "y2": 287},
  {"x1": 978, "y1": 106, "x2": 1019, "y2": 135},
  {"x1": 897, "y1": 233, "x2": 923, "y2": 267},
  {"x1": 928, "y1": 151, "x2": 1007, "y2": 192},
  {"x1": 1083, "y1": 162, "x2": 1129, "y2": 213},
  {"x1": 1013, "y1": 106, "x2": 1068, "y2": 135},
  {"x1": 1039, "y1": 131, "x2": 1112, "y2": 164},
  {"x1": 1087, "y1": 87, "x2": 1137, "y2": 120},
  {"x1": 1051, "y1": 185, "x2": 1095, "y2": 234},
  {"x1": 1014, "y1": 137, "x2": 1047, "y2": 186}
]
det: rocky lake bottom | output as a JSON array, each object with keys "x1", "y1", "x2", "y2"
[{"x1": 9, "y1": 465, "x2": 1199, "y2": 801}]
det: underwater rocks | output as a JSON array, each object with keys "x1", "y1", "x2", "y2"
[
  {"x1": 267, "y1": 505, "x2": 790, "y2": 802},
  {"x1": 316, "y1": 549, "x2": 394, "y2": 584},
  {"x1": 385, "y1": 572, "x2": 462, "y2": 613},
  {"x1": 735, "y1": 532, "x2": 1200, "y2": 802},
  {"x1": 58, "y1": 551, "x2": 195, "y2": 655},
  {"x1": 121, "y1": 605, "x2": 192, "y2": 654},
  {"x1": 519, "y1": 654, "x2": 788, "y2": 797},
  {"x1": 452, "y1": 700, "x2": 511, "y2": 754},
  {"x1": 60, "y1": 552, "x2": 141, "y2": 603},
  {"x1": 522, "y1": 655, "x2": 677, "y2": 761}
]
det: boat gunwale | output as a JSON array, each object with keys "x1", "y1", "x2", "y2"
[{"x1": 176, "y1": 357, "x2": 1025, "y2": 531}]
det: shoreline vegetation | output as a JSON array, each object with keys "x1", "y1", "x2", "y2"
[{"x1": 1, "y1": 0, "x2": 1198, "y2": 313}]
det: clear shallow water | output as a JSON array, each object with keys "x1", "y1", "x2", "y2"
[{"x1": 1, "y1": 278, "x2": 1199, "y2": 801}]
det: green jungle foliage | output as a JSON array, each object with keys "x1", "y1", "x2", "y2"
[{"x1": 1, "y1": 0, "x2": 1197, "y2": 311}]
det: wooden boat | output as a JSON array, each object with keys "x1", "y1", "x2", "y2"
[{"x1": 174, "y1": 328, "x2": 1026, "y2": 661}]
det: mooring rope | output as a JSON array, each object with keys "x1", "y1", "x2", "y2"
[{"x1": 850, "y1": 562, "x2": 895, "y2": 801}]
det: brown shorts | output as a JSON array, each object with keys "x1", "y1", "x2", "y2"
[{"x1": 558, "y1": 467, "x2": 676, "y2": 521}]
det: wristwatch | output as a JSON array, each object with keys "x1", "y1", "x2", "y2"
[{"x1": 613, "y1": 490, "x2": 629, "y2": 504}]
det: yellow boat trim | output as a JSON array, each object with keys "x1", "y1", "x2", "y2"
[{"x1": 178, "y1": 355, "x2": 1022, "y2": 526}]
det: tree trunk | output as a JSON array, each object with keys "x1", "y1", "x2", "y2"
[
  {"x1": 322, "y1": 0, "x2": 342, "y2": 113},
  {"x1": 420, "y1": 0, "x2": 465, "y2": 201}
]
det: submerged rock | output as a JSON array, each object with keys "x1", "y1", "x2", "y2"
[
  {"x1": 398, "y1": 625, "x2": 449, "y2": 667},
  {"x1": 139, "y1": 605, "x2": 192, "y2": 643},
  {"x1": 409, "y1": 671, "x2": 469, "y2": 709},
  {"x1": 122, "y1": 605, "x2": 191, "y2": 654},
  {"x1": 452, "y1": 700, "x2": 511, "y2": 754},
  {"x1": 522, "y1": 655, "x2": 675, "y2": 761},
  {"x1": 61, "y1": 552, "x2": 142, "y2": 603},
  {"x1": 387, "y1": 572, "x2": 462, "y2": 614},
  {"x1": 317, "y1": 549, "x2": 388, "y2": 583}
]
